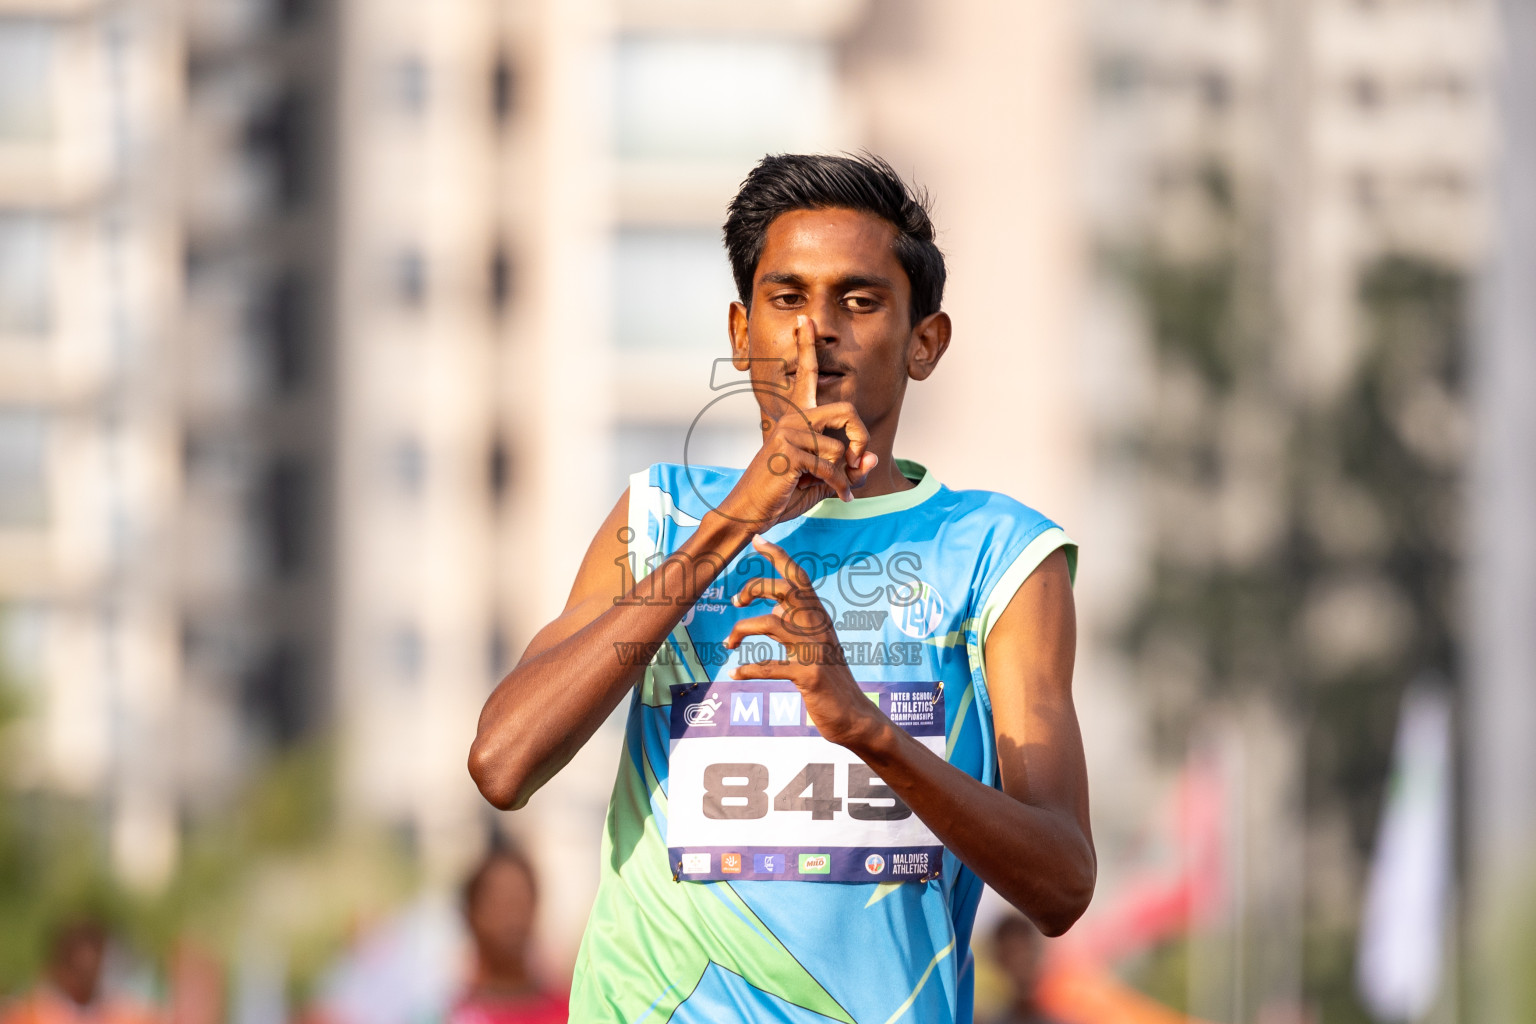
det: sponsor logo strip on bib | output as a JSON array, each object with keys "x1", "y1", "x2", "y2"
[{"x1": 667, "y1": 680, "x2": 945, "y2": 883}]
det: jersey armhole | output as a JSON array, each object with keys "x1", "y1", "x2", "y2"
[
  {"x1": 968, "y1": 526, "x2": 1077, "y2": 718},
  {"x1": 627, "y1": 468, "x2": 658, "y2": 571},
  {"x1": 627, "y1": 467, "x2": 709, "y2": 702}
]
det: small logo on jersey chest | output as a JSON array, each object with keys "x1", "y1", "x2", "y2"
[
  {"x1": 889, "y1": 581, "x2": 946, "y2": 639},
  {"x1": 680, "y1": 584, "x2": 729, "y2": 627}
]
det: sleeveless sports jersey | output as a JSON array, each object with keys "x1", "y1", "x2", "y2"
[{"x1": 570, "y1": 460, "x2": 1077, "y2": 1024}]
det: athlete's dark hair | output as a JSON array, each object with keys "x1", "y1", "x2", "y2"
[{"x1": 723, "y1": 153, "x2": 946, "y2": 325}]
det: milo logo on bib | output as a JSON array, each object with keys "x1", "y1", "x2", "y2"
[{"x1": 798, "y1": 853, "x2": 831, "y2": 875}]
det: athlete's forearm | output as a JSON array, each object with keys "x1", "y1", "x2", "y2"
[
  {"x1": 469, "y1": 511, "x2": 754, "y2": 810},
  {"x1": 844, "y1": 713, "x2": 1096, "y2": 936}
]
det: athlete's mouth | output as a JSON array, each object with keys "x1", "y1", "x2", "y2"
[{"x1": 786, "y1": 364, "x2": 848, "y2": 389}]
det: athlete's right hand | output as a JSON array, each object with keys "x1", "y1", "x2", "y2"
[{"x1": 716, "y1": 315, "x2": 878, "y2": 528}]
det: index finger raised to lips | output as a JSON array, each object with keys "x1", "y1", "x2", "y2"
[{"x1": 793, "y1": 315, "x2": 819, "y2": 412}]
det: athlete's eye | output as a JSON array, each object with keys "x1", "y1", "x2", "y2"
[
  {"x1": 844, "y1": 295, "x2": 878, "y2": 312},
  {"x1": 770, "y1": 292, "x2": 806, "y2": 309}
]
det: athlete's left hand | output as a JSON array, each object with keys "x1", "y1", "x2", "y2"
[{"x1": 722, "y1": 534, "x2": 880, "y2": 749}]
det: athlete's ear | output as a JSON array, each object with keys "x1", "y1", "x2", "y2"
[
  {"x1": 907, "y1": 310, "x2": 951, "y2": 382},
  {"x1": 729, "y1": 301, "x2": 751, "y2": 370}
]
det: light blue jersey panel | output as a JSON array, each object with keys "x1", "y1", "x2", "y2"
[{"x1": 574, "y1": 460, "x2": 1076, "y2": 1024}]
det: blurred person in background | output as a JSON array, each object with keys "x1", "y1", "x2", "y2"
[
  {"x1": 164, "y1": 943, "x2": 222, "y2": 1024},
  {"x1": 984, "y1": 916, "x2": 1064, "y2": 1024},
  {"x1": 0, "y1": 918, "x2": 159, "y2": 1024},
  {"x1": 451, "y1": 845, "x2": 565, "y2": 1024}
]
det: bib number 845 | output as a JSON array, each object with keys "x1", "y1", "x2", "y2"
[{"x1": 701, "y1": 762, "x2": 911, "y2": 822}]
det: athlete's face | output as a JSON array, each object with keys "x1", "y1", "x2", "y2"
[{"x1": 728, "y1": 208, "x2": 949, "y2": 434}]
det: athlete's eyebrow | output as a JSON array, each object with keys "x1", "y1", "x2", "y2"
[
  {"x1": 757, "y1": 272, "x2": 895, "y2": 291},
  {"x1": 759, "y1": 272, "x2": 808, "y2": 287},
  {"x1": 833, "y1": 274, "x2": 895, "y2": 292}
]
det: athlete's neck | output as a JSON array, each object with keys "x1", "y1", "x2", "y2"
[{"x1": 851, "y1": 451, "x2": 915, "y2": 499}]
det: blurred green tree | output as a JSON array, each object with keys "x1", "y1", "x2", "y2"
[
  {"x1": 0, "y1": 651, "x2": 415, "y2": 1008},
  {"x1": 1111, "y1": 163, "x2": 1467, "y2": 1021}
]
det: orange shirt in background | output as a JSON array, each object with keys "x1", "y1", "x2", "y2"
[{"x1": 0, "y1": 988, "x2": 160, "y2": 1024}]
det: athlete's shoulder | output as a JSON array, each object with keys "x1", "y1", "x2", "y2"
[
  {"x1": 631, "y1": 461, "x2": 744, "y2": 519},
  {"x1": 929, "y1": 483, "x2": 1064, "y2": 540},
  {"x1": 924, "y1": 484, "x2": 1078, "y2": 602}
]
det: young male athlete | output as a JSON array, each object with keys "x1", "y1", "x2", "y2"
[{"x1": 469, "y1": 153, "x2": 1094, "y2": 1023}]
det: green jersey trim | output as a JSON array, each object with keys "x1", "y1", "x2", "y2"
[
  {"x1": 878, "y1": 936, "x2": 957, "y2": 1024},
  {"x1": 964, "y1": 524, "x2": 1077, "y2": 788},
  {"x1": 570, "y1": 730, "x2": 857, "y2": 1024},
  {"x1": 972, "y1": 525, "x2": 1077, "y2": 679},
  {"x1": 802, "y1": 459, "x2": 940, "y2": 519}
]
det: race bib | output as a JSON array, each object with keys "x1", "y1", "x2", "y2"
[{"x1": 667, "y1": 680, "x2": 945, "y2": 883}]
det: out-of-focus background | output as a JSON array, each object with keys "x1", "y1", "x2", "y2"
[{"x1": 2, "y1": 0, "x2": 1533, "y2": 1021}]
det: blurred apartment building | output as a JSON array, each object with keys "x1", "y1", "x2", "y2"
[
  {"x1": 0, "y1": 0, "x2": 337, "y2": 886},
  {"x1": 1080, "y1": 0, "x2": 1493, "y2": 1018},
  {"x1": 1088, "y1": 0, "x2": 1492, "y2": 380}
]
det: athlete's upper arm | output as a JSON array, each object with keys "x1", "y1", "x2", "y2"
[
  {"x1": 981, "y1": 548, "x2": 1091, "y2": 836},
  {"x1": 518, "y1": 487, "x2": 631, "y2": 664}
]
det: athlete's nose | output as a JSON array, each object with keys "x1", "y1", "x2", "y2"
[{"x1": 805, "y1": 291, "x2": 843, "y2": 346}]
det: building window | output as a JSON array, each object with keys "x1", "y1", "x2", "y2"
[
  {"x1": 488, "y1": 624, "x2": 508, "y2": 682},
  {"x1": 261, "y1": 457, "x2": 308, "y2": 576},
  {"x1": 390, "y1": 623, "x2": 423, "y2": 683},
  {"x1": 1354, "y1": 171, "x2": 1381, "y2": 211},
  {"x1": 0, "y1": 407, "x2": 47, "y2": 526},
  {"x1": 395, "y1": 248, "x2": 427, "y2": 306},
  {"x1": 1420, "y1": 169, "x2": 1468, "y2": 198},
  {"x1": 275, "y1": 0, "x2": 312, "y2": 28},
  {"x1": 0, "y1": 22, "x2": 54, "y2": 142},
  {"x1": 0, "y1": 602, "x2": 46, "y2": 687},
  {"x1": 1198, "y1": 70, "x2": 1231, "y2": 112},
  {"x1": 391, "y1": 436, "x2": 426, "y2": 495},
  {"x1": 392, "y1": 56, "x2": 429, "y2": 115},
  {"x1": 613, "y1": 36, "x2": 836, "y2": 160},
  {"x1": 1350, "y1": 75, "x2": 1383, "y2": 111},
  {"x1": 258, "y1": 270, "x2": 308, "y2": 394},
  {"x1": 488, "y1": 433, "x2": 511, "y2": 505},
  {"x1": 183, "y1": 429, "x2": 253, "y2": 490},
  {"x1": 243, "y1": 642, "x2": 311, "y2": 746},
  {"x1": 613, "y1": 228, "x2": 737, "y2": 350},
  {"x1": 1421, "y1": 72, "x2": 1469, "y2": 101},
  {"x1": 247, "y1": 89, "x2": 309, "y2": 210},
  {"x1": 1152, "y1": 163, "x2": 1183, "y2": 197},
  {"x1": 1093, "y1": 54, "x2": 1142, "y2": 100},
  {"x1": 0, "y1": 214, "x2": 52, "y2": 335},
  {"x1": 491, "y1": 52, "x2": 515, "y2": 125},
  {"x1": 489, "y1": 242, "x2": 512, "y2": 312}
]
